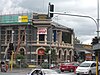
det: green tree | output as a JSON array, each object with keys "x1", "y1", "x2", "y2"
[
  {"x1": 16, "y1": 54, "x2": 25, "y2": 60},
  {"x1": 51, "y1": 49, "x2": 57, "y2": 61}
]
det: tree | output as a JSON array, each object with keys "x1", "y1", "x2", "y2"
[
  {"x1": 16, "y1": 54, "x2": 25, "y2": 60},
  {"x1": 51, "y1": 49, "x2": 57, "y2": 61}
]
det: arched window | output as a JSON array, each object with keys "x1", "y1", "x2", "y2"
[{"x1": 20, "y1": 48, "x2": 25, "y2": 55}]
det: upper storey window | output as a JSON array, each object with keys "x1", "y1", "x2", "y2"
[
  {"x1": 37, "y1": 27, "x2": 47, "y2": 42},
  {"x1": 39, "y1": 34, "x2": 45, "y2": 41},
  {"x1": 62, "y1": 32, "x2": 71, "y2": 44},
  {"x1": 6, "y1": 30, "x2": 12, "y2": 43}
]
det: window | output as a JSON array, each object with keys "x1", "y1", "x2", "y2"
[
  {"x1": 62, "y1": 32, "x2": 71, "y2": 43},
  {"x1": 6, "y1": 30, "x2": 12, "y2": 43},
  {"x1": 32, "y1": 70, "x2": 43, "y2": 75},
  {"x1": 20, "y1": 48, "x2": 25, "y2": 55},
  {"x1": 39, "y1": 34, "x2": 45, "y2": 41},
  {"x1": 91, "y1": 63, "x2": 96, "y2": 67},
  {"x1": 19, "y1": 30, "x2": 25, "y2": 44}
]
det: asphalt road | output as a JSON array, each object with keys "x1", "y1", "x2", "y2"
[{"x1": 0, "y1": 68, "x2": 76, "y2": 75}]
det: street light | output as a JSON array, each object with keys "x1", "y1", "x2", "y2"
[
  {"x1": 49, "y1": 1, "x2": 100, "y2": 74},
  {"x1": 51, "y1": 12, "x2": 99, "y2": 75}
]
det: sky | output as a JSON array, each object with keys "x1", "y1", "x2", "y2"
[{"x1": 0, "y1": 0, "x2": 99, "y2": 45}]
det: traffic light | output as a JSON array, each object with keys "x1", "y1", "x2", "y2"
[
  {"x1": 91, "y1": 37, "x2": 99, "y2": 45},
  {"x1": 7, "y1": 51, "x2": 12, "y2": 59},
  {"x1": 7, "y1": 43, "x2": 14, "y2": 59},
  {"x1": 9, "y1": 43, "x2": 14, "y2": 50},
  {"x1": 48, "y1": 3, "x2": 54, "y2": 18}
]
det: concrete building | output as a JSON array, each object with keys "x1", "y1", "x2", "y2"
[{"x1": 0, "y1": 13, "x2": 74, "y2": 65}]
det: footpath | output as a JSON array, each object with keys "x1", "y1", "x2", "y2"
[{"x1": 4, "y1": 68, "x2": 32, "y2": 73}]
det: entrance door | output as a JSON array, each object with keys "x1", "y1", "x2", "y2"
[
  {"x1": 37, "y1": 49, "x2": 45, "y2": 65},
  {"x1": 38, "y1": 55, "x2": 43, "y2": 65}
]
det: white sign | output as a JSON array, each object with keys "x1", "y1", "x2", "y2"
[
  {"x1": 37, "y1": 28, "x2": 47, "y2": 34},
  {"x1": 93, "y1": 43, "x2": 100, "y2": 50}
]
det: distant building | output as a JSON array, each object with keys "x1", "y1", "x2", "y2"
[
  {"x1": 74, "y1": 43, "x2": 93, "y2": 62},
  {"x1": 0, "y1": 13, "x2": 74, "y2": 65}
]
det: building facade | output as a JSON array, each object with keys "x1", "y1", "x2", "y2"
[
  {"x1": 0, "y1": 13, "x2": 74, "y2": 65},
  {"x1": 74, "y1": 43, "x2": 93, "y2": 62}
]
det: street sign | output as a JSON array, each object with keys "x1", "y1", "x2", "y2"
[{"x1": 38, "y1": 49, "x2": 45, "y2": 55}]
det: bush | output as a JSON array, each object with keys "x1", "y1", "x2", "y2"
[
  {"x1": 13, "y1": 64, "x2": 20, "y2": 68},
  {"x1": 13, "y1": 63, "x2": 28, "y2": 68},
  {"x1": 21, "y1": 63, "x2": 28, "y2": 68},
  {"x1": 41, "y1": 62, "x2": 49, "y2": 69}
]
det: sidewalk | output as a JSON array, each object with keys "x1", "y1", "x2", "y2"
[{"x1": 6, "y1": 68, "x2": 32, "y2": 73}]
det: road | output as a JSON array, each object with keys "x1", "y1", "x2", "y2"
[{"x1": 0, "y1": 68, "x2": 76, "y2": 75}]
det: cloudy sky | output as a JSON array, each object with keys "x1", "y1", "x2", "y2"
[{"x1": 0, "y1": 0, "x2": 99, "y2": 44}]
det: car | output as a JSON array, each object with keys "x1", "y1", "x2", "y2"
[
  {"x1": 27, "y1": 68, "x2": 60, "y2": 75},
  {"x1": 59, "y1": 62, "x2": 79, "y2": 72},
  {"x1": 50, "y1": 64, "x2": 59, "y2": 69},
  {"x1": 75, "y1": 61, "x2": 100, "y2": 75}
]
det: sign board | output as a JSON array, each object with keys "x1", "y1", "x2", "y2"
[
  {"x1": 37, "y1": 28, "x2": 47, "y2": 34},
  {"x1": 85, "y1": 54, "x2": 92, "y2": 60},
  {"x1": 33, "y1": 14, "x2": 49, "y2": 19},
  {"x1": 93, "y1": 43, "x2": 100, "y2": 50},
  {"x1": 38, "y1": 49, "x2": 45, "y2": 55},
  {"x1": 18, "y1": 16, "x2": 28, "y2": 22},
  {"x1": 83, "y1": 45, "x2": 92, "y2": 49}
]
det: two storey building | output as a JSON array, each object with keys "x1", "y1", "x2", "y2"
[{"x1": 0, "y1": 13, "x2": 74, "y2": 65}]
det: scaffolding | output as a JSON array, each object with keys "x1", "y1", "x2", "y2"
[
  {"x1": 0, "y1": 12, "x2": 33, "y2": 61},
  {"x1": 0, "y1": 12, "x2": 33, "y2": 24}
]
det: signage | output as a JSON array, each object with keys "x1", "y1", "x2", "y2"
[
  {"x1": 83, "y1": 45, "x2": 92, "y2": 49},
  {"x1": 18, "y1": 16, "x2": 28, "y2": 22},
  {"x1": 33, "y1": 14, "x2": 49, "y2": 19},
  {"x1": 93, "y1": 43, "x2": 100, "y2": 50},
  {"x1": 37, "y1": 28, "x2": 47, "y2": 34},
  {"x1": 38, "y1": 49, "x2": 45, "y2": 55},
  {"x1": 85, "y1": 54, "x2": 92, "y2": 60}
]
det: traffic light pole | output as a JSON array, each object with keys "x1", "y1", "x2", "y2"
[
  {"x1": 96, "y1": 0, "x2": 99, "y2": 75},
  {"x1": 10, "y1": 30, "x2": 14, "y2": 71},
  {"x1": 49, "y1": 1, "x2": 100, "y2": 74},
  {"x1": 51, "y1": 12, "x2": 99, "y2": 75},
  {"x1": 10, "y1": 51, "x2": 14, "y2": 71},
  {"x1": 50, "y1": 9, "x2": 99, "y2": 75}
]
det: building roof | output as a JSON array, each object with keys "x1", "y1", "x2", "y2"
[
  {"x1": 74, "y1": 43, "x2": 93, "y2": 54},
  {"x1": 51, "y1": 21, "x2": 73, "y2": 33}
]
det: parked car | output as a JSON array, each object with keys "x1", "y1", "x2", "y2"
[
  {"x1": 59, "y1": 62, "x2": 79, "y2": 72},
  {"x1": 75, "y1": 61, "x2": 100, "y2": 75}
]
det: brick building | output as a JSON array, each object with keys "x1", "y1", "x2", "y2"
[{"x1": 0, "y1": 13, "x2": 74, "y2": 65}]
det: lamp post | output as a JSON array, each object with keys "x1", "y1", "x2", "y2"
[{"x1": 48, "y1": 50, "x2": 51, "y2": 68}]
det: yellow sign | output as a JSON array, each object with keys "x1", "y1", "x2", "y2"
[{"x1": 18, "y1": 16, "x2": 28, "y2": 22}]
